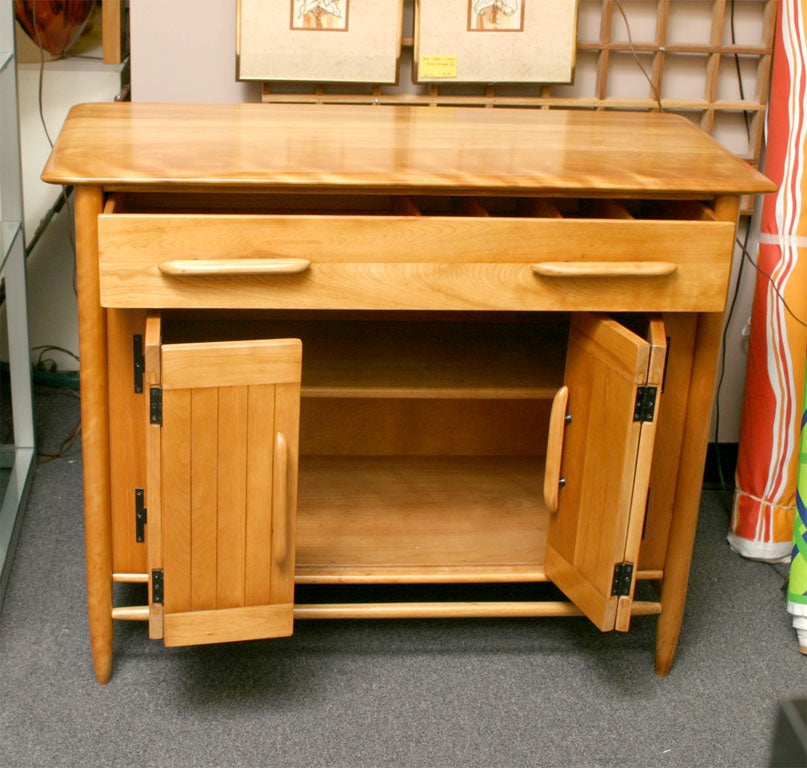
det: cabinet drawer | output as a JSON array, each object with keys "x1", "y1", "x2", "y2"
[{"x1": 97, "y1": 196, "x2": 736, "y2": 312}]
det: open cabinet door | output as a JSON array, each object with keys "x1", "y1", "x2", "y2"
[
  {"x1": 545, "y1": 313, "x2": 666, "y2": 632},
  {"x1": 145, "y1": 316, "x2": 302, "y2": 647}
]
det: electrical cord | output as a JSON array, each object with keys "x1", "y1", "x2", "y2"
[
  {"x1": 735, "y1": 237, "x2": 807, "y2": 329},
  {"x1": 31, "y1": 344, "x2": 80, "y2": 372},
  {"x1": 35, "y1": 389, "x2": 81, "y2": 464},
  {"x1": 612, "y1": 0, "x2": 663, "y2": 111},
  {"x1": 729, "y1": 0, "x2": 752, "y2": 137},
  {"x1": 712, "y1": 221, "x2": 752, "y2": 508},
  {"x1": 31, "y1": 10, "x2": 54, "y2": 148}
]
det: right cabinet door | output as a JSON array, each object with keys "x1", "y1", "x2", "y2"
[{"x1": 545, "y1": 313, "x2": 667, "y2": 632}]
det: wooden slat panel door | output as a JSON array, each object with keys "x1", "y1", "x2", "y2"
[
  {"x1": 545, "y1": 313, "x2": 666, "y2": 632},
  {"x1": 149, "y1": 330, "x2": 302, "y2": 647}
]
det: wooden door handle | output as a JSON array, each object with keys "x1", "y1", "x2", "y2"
[
  {"x1": 532, "y1": 261, "x2": 678, "y2": 277},
  {"x1": 273, "y1": 432, "x2": 291, "y2": 565},
  {"x1": 544, "y1": 386, "x2": 569, "y2": 514},
  {"x1": 158, "y1": 258, "x2": 311, "y2": 276}
]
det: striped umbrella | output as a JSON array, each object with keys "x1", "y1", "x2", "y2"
[{"x1": 731, "y1": 0, "x2": 807, "y2": 563}]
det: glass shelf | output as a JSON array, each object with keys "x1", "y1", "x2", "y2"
[
  {"x1": 0, "y1": 447, "x2": 35, "y2": 591},
  {"x1": 0, "y1": 0, "x2": 34, "y2": 606}
]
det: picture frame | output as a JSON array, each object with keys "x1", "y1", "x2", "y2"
[
  {"x1": 237, "y1": 0, "x2": 404, "y2": 83},
  {"x1": 414, "y1": 0, "x2": 578, "y2": 83}
]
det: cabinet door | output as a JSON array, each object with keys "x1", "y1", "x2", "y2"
[
  {"x1": 146, "y1": 321, "x2": 302, "y2": 647},
  {"x1": 545, "y1": 313, "x2": 666, "y2": 632}
]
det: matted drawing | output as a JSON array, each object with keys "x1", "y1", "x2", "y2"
[
  {"x1": 469, "y1": 0, "x2": 524, "y2": 32},
  {"x1": 415, "y1": 0, "x2": 577, "y2": 83},
  {"x1": 237, "y1": 0, "x2": 403, "y2": 83},
  {"x1": 291, "y1": 0, "x2": 348, "y2": 31}
]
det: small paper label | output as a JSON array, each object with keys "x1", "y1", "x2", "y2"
[{"x1": 419, "y1": 55, "x2": 458, "y2": 79}]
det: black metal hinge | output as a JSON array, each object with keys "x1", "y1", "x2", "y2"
[
  {"x1": 135, "y1": 488, "x2": 147, "y2": 543},
  {"x1": 133, "y1": 334, "x2": 144, "y2": 393},
  {"x1": 150, "y1": 386, "x2": 163, "y2": 425},
  {"x1": 633, "y1": 386, "x2": 658, "y2": 423},
  {"x1": 151, "y1": 569, "x2": 164, "y2": 604},
  {"x1": 611, "y1": 562, "x2": 634, "y2": 597}
]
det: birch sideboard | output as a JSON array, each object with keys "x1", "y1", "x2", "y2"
[{"x1": 42, "y1": 103, "x2": 775, "y2": 683}]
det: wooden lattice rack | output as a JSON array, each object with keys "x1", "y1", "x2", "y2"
[{"x1": 262, "y1": 0, "x2": 777, "y2": 171}]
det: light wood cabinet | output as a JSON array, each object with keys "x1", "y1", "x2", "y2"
[{"x1": 42, "y1": 103, "x2": 775, "y2": 683}]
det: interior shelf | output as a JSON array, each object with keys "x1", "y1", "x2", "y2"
[
  {"x1": 298, "y1": 320, "x2": 565, "y2": 399},
  {"x1": 162, "y1": 313, "x2": 568, "y2": 400},
  {"x1": 295, "y1": 455, "x2": 549, "y2": 584}
]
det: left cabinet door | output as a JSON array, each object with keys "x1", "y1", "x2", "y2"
[{"x1": 145, "y1": 317, "x2": 302, "y2": 647}]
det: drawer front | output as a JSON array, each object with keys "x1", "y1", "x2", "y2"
[{"x1": 98, "y1": 213, "x2": 736, "y2": 311}]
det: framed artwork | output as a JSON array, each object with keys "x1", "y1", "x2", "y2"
[
  {"x1": 414, "y1": 0, "x2": 578, "y2": 83},
  {"x1": 237, "y1": 0, "x2": 404, "y2": 83}
]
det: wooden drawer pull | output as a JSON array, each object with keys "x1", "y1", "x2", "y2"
[
  {"x1": 158, "y1": 258, "x2": 311, "y2": 276},
  {"x1": 532, "y1": 261, "x2": 678, "y2": 277},
  {"x1": 544, "y1": 386, "x2": 569, "y2": 515}
]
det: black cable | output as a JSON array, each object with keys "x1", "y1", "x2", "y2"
[
  {"x1": 712, "y1": 222, "x2": 752, "y2": 508},
  {"x1": 612, "y1": 0, "x2": 663, "y2": 112},
  {"x1": 31, "y1": 345, "x2": 79, "y2": 363},
  {"x1": 730, "y1": 0, "x2": 752, "y2": 139},
  {"x1": 36, "y1": 391, "x2": 81, "y2": 464},
  {"x1": 711, "y1": 231, "x2": 807, "y2": 509},
  {"x1": 31, "y1": 345, "x2": 80, "y2": 374},
  {"x1": 31, "y1": 10, "x2": 54, "y2": 148},
  {"x1": 736, "y1": 237, "x2": 807, "y2": 329}
]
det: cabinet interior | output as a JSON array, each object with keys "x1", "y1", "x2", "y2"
[{"x1": 158, "y1": 310, "x2": 655, "y2": 586}]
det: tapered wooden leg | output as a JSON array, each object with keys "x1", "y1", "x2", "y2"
[
  {"x1": 657, "y1": 197, "x2": 741, "y2": 676},
  {"x1": 75, "y1": 186, "x2": 113, "y2": 683},
  {"x1": 655, "y1": 312, "x2": 724, "y2": 676}
]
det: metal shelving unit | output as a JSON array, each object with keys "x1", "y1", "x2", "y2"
[{"x1": 1, "y1": 0, "x2": 35, "y2": 604}]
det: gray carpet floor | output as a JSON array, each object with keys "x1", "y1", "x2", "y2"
[{"x1": 0, "y1": 385, "x2": 803, "y2": 768}]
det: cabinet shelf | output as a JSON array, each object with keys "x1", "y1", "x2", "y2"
[
  {"x1": 299, "y1": 320, "x2": 565, "y2": 399},
  {"x1": 295, "y1": 455, "x2": 549, "y2": 583},
  {"x1": 163, "y1": 314, "x2": 568, "y2": 401}
]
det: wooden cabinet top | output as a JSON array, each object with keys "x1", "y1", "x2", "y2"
[{"x1": 42, "y1": 102, "x2": 775, "y2": 197}]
